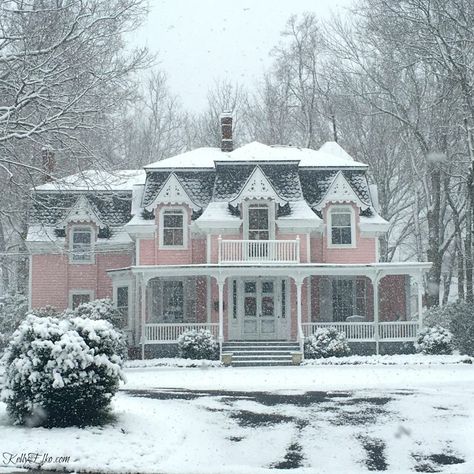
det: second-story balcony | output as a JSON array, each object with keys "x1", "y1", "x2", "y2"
[{"x1": 218, "y1": 237, "x2": 300, "y2": 264}]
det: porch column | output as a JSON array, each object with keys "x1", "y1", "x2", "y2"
[
  {"x1": 217, "y1": 276, "x2": 225, "y2": 357},
  {"x1": 416, "y1": 272, "x2": 424, "y2": 330},
  {"x1": 372, "y1": 272, "x2": 380, "y2": 356},
  {"x1": 294, "y1": 276, "x2": 305, "y2": 353},
  {"x1": 140, "y1": 276, "x2": 147, "y2": 360}
]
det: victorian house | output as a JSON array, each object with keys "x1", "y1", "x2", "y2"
[{"x1": 26, "y1": 114, "x2": 430, "y2": 364}]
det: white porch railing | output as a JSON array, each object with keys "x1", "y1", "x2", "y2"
[
  {"x1": 144, "y1": 323, "x2": 219, "y2": 344},
  {"x1": 378, "y1": 321, "x2": 419, "y2": 341},
  {"x1": 302, "y1": 321, "x2": 419, "y2": 342},
  {"x1": 218, "y1": 238, "x2": 300, "y2": 264}
]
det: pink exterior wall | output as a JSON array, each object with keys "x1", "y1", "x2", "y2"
[{"x1": 31, "y1": 251, "x2": 133, "y2": 311}]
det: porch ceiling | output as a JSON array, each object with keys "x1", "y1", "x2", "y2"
[{"x1": 108, "y1": 261, "x2": 431, "y2": 282}]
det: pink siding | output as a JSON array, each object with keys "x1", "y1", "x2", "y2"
[
  {"x1": 380, "y1": 275, "x2": 407, "y2": 321},
  {"x1": 31, "y1": 250, "x2": 133, "y2": 312}
]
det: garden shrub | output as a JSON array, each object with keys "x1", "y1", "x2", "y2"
[
  {"x1": 1, "y1": 315, "x2": 125, "y2": 427},
  {"x1": 0, "y1": 293, "x2": 28, "y2": 352},
  {"x1": 450, "y1": 309, "x2": 474, "y2": 356},
  {"x1": 414, "y1": 325, "x2": 454, "y2": 355},
  {"x1": 422, "y1": 300, "x2": 474, "y2": 355},
  {"x1": 177, "y1": 329, "x2": 219, "y2": 360},
  {"x1": 304, "y1": 328, "x2": 351, "y2": 359},
  {"x1": 75, "y1": 298, "x2": 124, "y2": 327}
]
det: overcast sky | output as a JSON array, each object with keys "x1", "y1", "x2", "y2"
[{"x1": 135, "y1": 0, "x2": 354, "y2": 112}]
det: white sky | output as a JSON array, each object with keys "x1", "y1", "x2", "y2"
[{"x1": 135, "y1": 0, "x2": 354, "y2": 112}]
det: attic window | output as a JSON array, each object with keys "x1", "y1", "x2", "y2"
[{"x1": 70, "y1": 226, "x2": 94, "y2": 263}]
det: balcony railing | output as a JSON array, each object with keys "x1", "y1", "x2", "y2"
[{"x1": 218, "y1": 237, "x2": 300, "y2": 264}]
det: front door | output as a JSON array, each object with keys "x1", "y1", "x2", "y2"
[{"x1": 242, "y1": 278, "x2": 280, "y2": 340}]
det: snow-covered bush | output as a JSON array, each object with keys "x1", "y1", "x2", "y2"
[
  {"x1": 450, "y1": 309, "x2": 474, "y2": 356},
  {"x1": 0, "y1": 293, "x2": 28, "y2": 352},
  {"x1": 75, "y1": 298, "x2": 123, "y2": 327},
  {"x1": 423, "y1": 301, "x2": 469, "y2": 329},
  {"x1": 304, "y1": 328, "x2": 351, "y2": 359},
  {"x1": 177, "y1": 329, "x2": 219, "y2": 360},
  {"x1": 1, "y1": 315, "x2": 125, "y2": 427},
  {"x1": 414, "y1": 325, "x2": 454, "y2": 355}
]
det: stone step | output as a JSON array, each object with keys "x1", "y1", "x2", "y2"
[
  {"x1": 231, "y1": 360, "x2": 294, "y2": 367},
  {"x1": 232, "y1": 354, "x2": 293, "y2": 360},
  {"x1": 223, "y1": 346, "x2": 299, "y2": 352},
  {"x1": 227, "y1": 350, "x2": 295, "y2": 356}
]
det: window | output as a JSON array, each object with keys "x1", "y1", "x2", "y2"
[
  {"x1": 232, "y1": 280, "x2": 237, "y2": 319},
  {"x1": 71, "y1": 227, "x2": 93, "y2": 263},
  {"x1": 332, "y1": 278, "x2": 367, "y2": 321},
  {"x1": 248, "y1": 204, "x2": 269, "y2": 240},
  {"x1": 161, "y1": 209, "x2": 185, "y2": 247},
  {"x1": 162, "y1": 281, "x2": 184, "y2": 321},
  {"x1": 116, "y1": 286, "x2": 129, "y2": 328},
  {"x1": 70, "y1": 291, "x2": 92, "y2": 310},
  {"x1": 329, "y1": 207, "x2": 354, "y2": 247}
]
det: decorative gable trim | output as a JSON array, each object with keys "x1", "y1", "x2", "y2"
[
  {"x1": 315, "y1": 171, "x2": 370, "y2": 211},
  {"x1": 145, "y1": 173, "x2": 200, "y2": 212},
  {"x1": 58, "y1": 195, "x2": 105, "y2": 228},
  {"x1": 229, "y1": 166, "x2": 287, "y2": 206}
]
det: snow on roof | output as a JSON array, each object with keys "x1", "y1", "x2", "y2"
[
  {"x1": 278, "y1": 201, "x2": 321, "y2": 221},
  {"x1": 144, "y1": 141, "x2": 367, "y2": 170},
  {"x1": 34, "y1": 169, "x2": 146, "y2": 192},
  {"x1": 144, "y1": 147, "x2": 223, "y2": 169}
]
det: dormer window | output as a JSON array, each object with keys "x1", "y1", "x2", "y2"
[
  {"x1": 70, "y1": 226, "x2": 94, "y2": 263},
  {"x1": 328, "y1": 206, "x2": 355, "y2": 248},
  {"x1": 248, "y1": 204, "x2": 269, "y2": 240},
  {"x1": 160, "y1": 208, "x2": 187, "y2": 248}
]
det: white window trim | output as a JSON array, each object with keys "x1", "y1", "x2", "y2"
[
  {"x1": 69, "y1": 289, "x2": 94, "y2": 309},
  {"x1": 114, "y1": 284, "x2": 130, "y2": 329},
  {"x1": 159, "y1": 206, "x2": 188, "y2": 249},
  {"x1": 327, "y1": 205, "x2": 356, "y2": 249},
  {"x1": 242, "y1": 200, "x2": 276, "y2": 240},
  {"x1": 69, "y1": 225, "x2": 95, "y2": 264}
]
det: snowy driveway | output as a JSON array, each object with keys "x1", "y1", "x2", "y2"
[{"x1": 1, "y1": 364, "x2": 474, "y2": 473}]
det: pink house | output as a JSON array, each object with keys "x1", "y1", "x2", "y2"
[{"x1": 26, "y1": 114, "x2": 430, "y2": 363}]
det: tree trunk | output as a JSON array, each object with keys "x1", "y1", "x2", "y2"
[{"x1": 466, "y1": 167, "x2": 473, "y2": 302}]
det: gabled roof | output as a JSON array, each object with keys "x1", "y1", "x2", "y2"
[
  {"x1": 58, "y1": 195, "x2": 105, "y2": 228},
  {"x1": 142, "y1": 170, "x2": 215, "y2": 208},
  {"x1": 229, "y1": 166, "x2": 287, "y2": 206},
  {"x1": 314, "y1": 171, "x2": 371, "y2": 211},
  {"x1": 144, "y1": 173, "x2": 201, "y2": 211},
  {"x1": 30, "y1": 192, "x2": 133, "y2": 227},
  {"x1": 300, "y1": 169, "x2": 371, "y2": 210}
]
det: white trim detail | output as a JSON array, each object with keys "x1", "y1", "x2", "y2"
[
  {"x1": 229, "y1": 166, "x2": 287, "y2": 206},
  {"x1": 315, "y1": 171, "x2": 369, "y2": 211},
  {"x1": 59, "y1": 195, "x2": 105, "y2": 228},
  {"x1": 327, "y1": 205, "x2": 356, "y2": 249},
  {"x1": 145, "y1": 173, "x2": 200, "y2": 212}
]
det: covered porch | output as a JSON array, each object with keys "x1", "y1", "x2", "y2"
[{"x1": 108, "y1": 262, "x2": 431, "y2": 359}]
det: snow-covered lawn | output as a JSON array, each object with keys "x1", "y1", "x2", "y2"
[{"x1": 0, "y1": 363, "x2": 473, "y2": 473}]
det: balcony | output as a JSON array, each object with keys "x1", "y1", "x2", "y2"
[{"x1": 218, "y1": 237, "x2": 300, "y2": 264}]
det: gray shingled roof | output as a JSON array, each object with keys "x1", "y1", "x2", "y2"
[
  {"x1": 142, "y1": 171, "x2": 215, "y2": 208},
  {"x1": 30, "y1": 192, "x2": 133, "y2": 227},
  {"x1": 300, "y1": 170, "x2": 371, "y2": 210},
  {"x1": 213, "y1": 164, "x2": 303, "y2": 201}
]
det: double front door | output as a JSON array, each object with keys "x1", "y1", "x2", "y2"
[{"x1": 229, "y1": 277, "x2": 289, "y2": 340}]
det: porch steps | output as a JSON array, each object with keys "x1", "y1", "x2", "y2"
[{"x1": 222, "y1": 341, "x2": 300, "y2": 367}]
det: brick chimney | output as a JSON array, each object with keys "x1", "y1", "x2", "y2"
[
  {"x1": 41, "y1": 147, "x2": 55, "y2": 183},
  {"x1": 220, "y1": 111, "x2": 233, "y2": 152}
]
